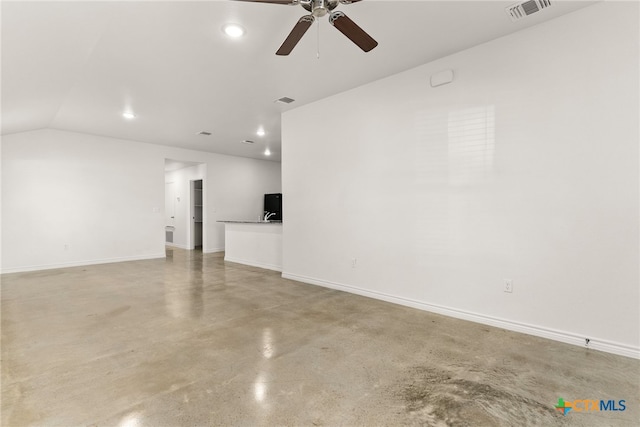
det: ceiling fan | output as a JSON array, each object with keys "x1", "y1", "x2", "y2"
[{"x1": 236, "y1": 0, "x2": 378, "y2": 55}]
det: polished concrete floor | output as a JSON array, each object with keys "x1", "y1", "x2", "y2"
[{"x1": 2, "y1": 248, "x2": 638, "y2": 426}]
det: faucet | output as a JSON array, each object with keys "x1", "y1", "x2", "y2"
[{"x1": 264, "y1": 211, "x2": 276, "y2": 222}]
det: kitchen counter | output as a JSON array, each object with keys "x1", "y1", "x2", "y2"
[
  {"x1": 218, "y1": 220, "x2": 282, "y2": 224},
  {"x1": 219, "y1": 221, "x2": 282, "y2": 271}
]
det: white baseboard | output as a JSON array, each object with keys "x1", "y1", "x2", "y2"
[
  {"x1": 225, "y1": 256, "x2": 282, "y2": 272},
  {"x1": 282, "y1": 272, "x2": 640, "y2": 360},
  {"x1": 165, "y1": 242, "x2": 189, "y2": 250},
  {"x1": 1, "y1": 253, "x2": 167, "y2": 275},
  {"x1": 204, "y1": 247, "x2": 224, "y2": 254},
  {"x1": 165, "y1": 244, "x2": 223, "y2": 254}
]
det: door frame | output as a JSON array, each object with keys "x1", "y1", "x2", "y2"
[{"x1": 189, "y1": 179, "x2": 204, "y2": 250}]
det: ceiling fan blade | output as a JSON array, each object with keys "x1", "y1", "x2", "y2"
[
  {"x1": 329, "y1": 11, "x2": 377, "y2": 52},
  {"x1": 233, "y1": 0, "x2": 297, "y2": 4},
  {"x1": 276, "y1": 15, "x2": 315, "y2": 56}
]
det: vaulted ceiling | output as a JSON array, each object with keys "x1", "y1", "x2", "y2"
[{"x1": 1, "y1": 1, "x2": 595, "y2": 162}]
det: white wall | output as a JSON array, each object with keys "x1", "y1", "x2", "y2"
[
  {"x1": 207, "y1": 153, "x2": 282, "y2": 248},
  {"x1": 1, "y1": 129, "x2": 165, "y2": 271},
  {"x1": 282, "y1": 2, "x2": 639, "y2": 357},
  {"x1": 1, "y1": 128, "x2": 281, "y2": 272}
]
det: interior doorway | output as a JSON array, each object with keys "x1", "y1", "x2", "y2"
[
  {"x1": 165, "y1": 181, "x2": 176, "y2": 244},
  {"x1": 164, "y1": 159, "x2": 205, "y2": 251},
  {"x1": 191, "y1": 179, "x2": 203, "y2": 250}
]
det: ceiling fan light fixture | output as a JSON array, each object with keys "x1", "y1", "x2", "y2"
[{"x1": 222, "y1": 23, "x2": 246, "y2": 38}]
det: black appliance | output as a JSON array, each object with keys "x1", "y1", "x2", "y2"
[{"x1": 264, "y1": 193, "x2": 282, "y2": 221}]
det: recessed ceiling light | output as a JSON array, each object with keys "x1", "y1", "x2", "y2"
[
  {"x1": 264, "y1": 149, "x2": 271, "y2": 156},
  {"x1": 223, "y1": 24, "x2": 245, "y2": 38},
  {"x1": 122, "y1": 111, "x2": 136, "y2": 119},
  {"x1": 257, "y1": 128, "x2": 265, "y2": 137}
]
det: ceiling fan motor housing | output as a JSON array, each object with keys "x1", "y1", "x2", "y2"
[{"x1": 301, "y1": 0, "x2": 340, "y2": 17}]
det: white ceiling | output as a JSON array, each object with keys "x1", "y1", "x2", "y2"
[{"x1": 1, "y1": 0, "x2": 595, "y2": 162}]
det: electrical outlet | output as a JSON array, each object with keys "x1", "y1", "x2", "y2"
[
  {"x1": 504, "y1": 279, "x2": 513, "y2": 293},
  {"x1": 351, "y1": 258, "x2": 357, "y2": 268}
]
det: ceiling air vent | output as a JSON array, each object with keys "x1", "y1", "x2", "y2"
[
  {"x1": 275, "y1": 97, "x2": 295, "y2": 104},
  {"x1": 506, "y1": 0, "x2": 552, "y2": 22}
]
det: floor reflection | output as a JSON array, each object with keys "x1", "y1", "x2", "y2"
[
  {"x1": 261, "y1": 328, "x2": 275, "y2": 359},
  {"x1": 164, "y1": 248, "x2": 204, "y2": 319},
  {"x1": 253, "y1": 373, "x2": 267, "y2": 403},
  {"x1": 118, "y1": 411, "x2": 143, "y2": 427}
]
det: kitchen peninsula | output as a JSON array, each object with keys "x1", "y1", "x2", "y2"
[{"x1": 219, "y1": 221, "x2": 282, "y2": 272}]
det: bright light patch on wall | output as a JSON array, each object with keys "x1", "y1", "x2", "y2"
[
  {"x1": 414, "y1": 105, "x2": 496, "y2": 256},
  {"x1": 264, "y1": 149, "x2": 271, "y2": 156},
  {"x1": 447, "y1": 106, "x2": 495, "y2": 186},
  {"x1": 122, "y1": 111, "x2": 136, "y2": 120},
  {"x1": 222, "y1": 24, "x2": 245, "y2": 38}
]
